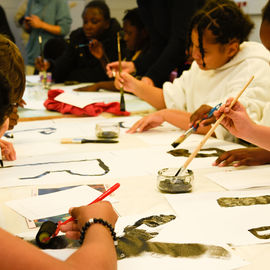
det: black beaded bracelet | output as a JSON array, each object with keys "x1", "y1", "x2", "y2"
[{"x1": 79, "y1": 218, "x2": 118, "y2": 245}]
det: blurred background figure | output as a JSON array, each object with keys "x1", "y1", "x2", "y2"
[
  {"x1": 107, "y1": 0, "x2": 206, "y2": 87},
  {"x1": 23, "y1": 0, "x2": 72, "y2": 75},
  {"x1": 35, "y1": 1, "x2": 124, "y2": 84}
]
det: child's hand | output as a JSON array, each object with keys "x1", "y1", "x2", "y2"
[
  {"x1": 89, "y1": 39, "x2": 104, "y2": 59},
  {"x1": 35, "y1": 57, "x2": 50, "y2": 71},
  {"x1": 0, "y1": 139, "x2": 16, "y2": 161},
  {"x1": 127, "y1": 111, "x2": 165, "y2": 133},
  {"x1": 106, "y1": 61, "x2": 135, "y2": 78},
  {"x1": 190, "y1": 104, "x2": 214, "y2": 128},
  {"x1": 213, "y1": 147, "x2": 270, "y2": 167},
  {"x1": 60, "y1": 201, "x2": 118, "y2": 240},
  {"x1": 214, "y1": 98, "x2": 254, "y2": 139}
]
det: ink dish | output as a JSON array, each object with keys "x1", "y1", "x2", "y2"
[
  {"x1": 96, "y1": 122, "x2": 120, "y2": 139},
  {"x1": 157, "y1": 168, "x2": 194, "y2": 193}
]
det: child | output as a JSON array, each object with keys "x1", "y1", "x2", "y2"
[
  {"x1": 74, "y1": 7, "x2": 149, "y2": 92},
  {"x1": 122, "y1": 0, "x2": 270, "y2": 143},
  {"x1": 0, "y1": 34, "x2": 25, "y2": 161},
  {"x1": 201, "y1": 0, "x2": 270, "y2": 167},
  {"x1": 0, "y1": 34, "x2": 118, "y2": 270},
  {"x1": 35, "y1": 1, "x2": 124, "y2": 83}
]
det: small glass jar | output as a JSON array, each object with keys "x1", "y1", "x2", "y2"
[
  {"x1": 95, "y1": 122, "x2": 120, "y2": 139},
  {"x1": 39, "y1": 71, "x2": 52, "y2": 90},
  {"x1": 157, "y1": 168, "x2": 194, "y2": 193}
]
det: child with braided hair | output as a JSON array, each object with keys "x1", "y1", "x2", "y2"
[{"x1": 120, "y1": 0, "x2": 270, "y2": 143}]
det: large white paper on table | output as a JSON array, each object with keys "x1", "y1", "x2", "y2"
[
  {"x1": 206, "y1": 165, "x2": 270, "y2": 190},
  {"x1": 6, "y1": 185, "x2": 117, "y2": 220},
  {"x1": 54, "y1": 90, "x2": 139, "y2": 108},
  {"x1": 41, "y1": 214, "x2": 247, "y2": 270},
  {"x1": 157, "y1": 189, "x2": 270, "y2": 246}
]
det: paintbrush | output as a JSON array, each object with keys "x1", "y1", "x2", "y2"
[
  {"x1": 117, "y1": 32, "x2": 126, "y2": 112},
  {"x1": 0, "y1": 150, "x2": 3, "y2": 168},
  {"x1": 61, "y1": 138, "x2": 118, "y2": 144},
  {"x1": 171, "y1": 103, "x2": 222, "y2": 148},
  {"x1": 38, "y1": 35, "x2": 47, "y2": 82},
  {"x1": 175, "y1": 75, "x2": 254, "y2": 177}
]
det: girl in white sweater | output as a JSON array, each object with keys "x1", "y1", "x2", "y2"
[{"x1": 117, "y1": 0, "x2": 270, "y2": 142}]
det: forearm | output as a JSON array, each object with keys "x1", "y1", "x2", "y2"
[
  {"x1": 40, "y1": 21, "x2": 61, "y2": 35},
  {"x1": 242, "y1": 123, "x2": 270, "y2": 151},
  {"x1": 133, "y1": 83, "x2": 166, "y2": 109},
  {"x1": 0, "y1": 229, "x2": 68, "y2": 270},
  {"x1": 67, "y1": 224, "x2": 117, "y2": 270},
  {"x1": 160, "y1": 109, "x2": 190, "y2": 129}
]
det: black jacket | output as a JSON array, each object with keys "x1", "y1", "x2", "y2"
[
  {"x1": 52, "y1": 18, "x2": 124, "y2": 83},
  {"x1": 134, "y1": 0, "x2": 205, "y2": 87}
]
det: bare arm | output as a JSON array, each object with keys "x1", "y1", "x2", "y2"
[
  {"x1": 215, "y1": 98, "x2": 270, "y2": 151},
  {"x1": 25, "y1": 15, "x2": 62, "y2": 35},
  {"x1": 128, "y1": 108, "x2": 210, "y2": 134}
]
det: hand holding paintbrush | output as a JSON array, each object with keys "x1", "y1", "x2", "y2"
[
  {"x1": 171, "y1": 103, "x2": 222, "y2": 148},
  {"x1": 175, "y1": 75, "x2": 254, "y2": 177}
]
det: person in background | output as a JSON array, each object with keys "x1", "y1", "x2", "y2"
[
  {"x1": 74, "y1": 7, "x2": 149, "y2": 92},
  {"x1": 35, "y1": 1, "x2": 124, "y2": 83},
  {"x1": 23, "y1": 0, "x2": 72, "y2": 75},
  {"x1": 0, "y1": 34, "x2": 118, "y2": 269},
  {"x1": 0, "y1": 5, "x2": 15, "y2": 43},
  {"x1": 107, "y1": 0, "x2": 206, "y2": 88}
]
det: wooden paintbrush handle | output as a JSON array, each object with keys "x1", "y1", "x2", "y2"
[{"x1": 181, "y1": 75, "x2": 254, "y2": 172}]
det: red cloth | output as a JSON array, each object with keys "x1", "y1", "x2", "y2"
[{"x1": 44, "y1": 89, "x2": 130, "y2": 116}]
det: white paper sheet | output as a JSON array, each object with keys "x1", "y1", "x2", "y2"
[
  {"x1": 159, "y1": 189, "x2": 270, "y2": 246},
  {"x1": 6, "y1": 185, "x2": 117, "y2": 220},
  {"x1": 206, "y1": 165, "x2": 270, "y2": 190}
]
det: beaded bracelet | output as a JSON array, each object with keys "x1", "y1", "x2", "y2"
[{"x1": 79, "y1": 218, "x2": 118, "y2": 245}]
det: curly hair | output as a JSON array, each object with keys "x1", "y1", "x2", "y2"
[
  {"x1": 0, "y1": 35, "x2": 25, "y2": 126},
  {"x1": 187, "y1": 0, "x2": 254, "y2": 67},
  {"x1": 123, "y1": 8, "x2": 144, "y2": 31},
  {"x1": 82, "y1": 1, "x2": 110, "y2": 21}
]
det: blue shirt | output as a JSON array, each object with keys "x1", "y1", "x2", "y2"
[{"x1": 25, "y1": 0, "x2": 72, "y2": 65}]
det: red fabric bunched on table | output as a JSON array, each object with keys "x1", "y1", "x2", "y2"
[{"x1": 44, "y1": 89, "x2": 130, "y2": 116}]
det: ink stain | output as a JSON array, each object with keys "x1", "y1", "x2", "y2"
[
  {"x1": 30, "y1": 214, "x2": 230, "y2": 260},
  {"x1": 167, "y1": 147, "x2": 225, "y2": 158},
  {"x1": 116, "y1": 215, "x2": 230, "y2": 260},
  {"x1": 217, "y1": 195, "x2": 270, "y2": 207},
  {"x1": 96, "y1": 131, "x2": 118, "y2": 139},
  {"x1": 249, "y1": 226, "x2": 270, "y2": 239}
]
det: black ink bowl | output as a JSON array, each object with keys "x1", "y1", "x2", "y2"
[{"x1": 157, "y1": 168, "x2": 194, "y2": 193}]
